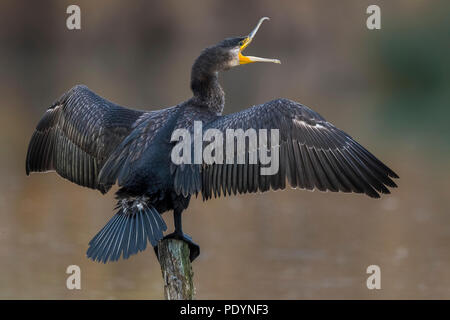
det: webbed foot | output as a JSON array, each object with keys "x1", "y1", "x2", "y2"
[{"x1": 154, "y1": 232, "x2": 200, "y2": 262}]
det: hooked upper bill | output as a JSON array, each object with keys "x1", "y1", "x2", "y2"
[{"x1": 239, "y1": 17, "x2": 281, "y2": 65}]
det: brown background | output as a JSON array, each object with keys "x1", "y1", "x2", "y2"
[{"x1": 0, "y1": 0, "x2": 449, "y2": 299}]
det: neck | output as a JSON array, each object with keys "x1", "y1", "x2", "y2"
[{"x1": 190, "y1": 53, "x2": 225, "y2": 114}]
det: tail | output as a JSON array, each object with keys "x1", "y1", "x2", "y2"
[{"x1": 87, "y1": 199, "x2": 167, "y2": 263}]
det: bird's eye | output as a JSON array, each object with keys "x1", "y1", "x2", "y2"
[{"x1": 238, "y1": 40, "x2": 244, "y2": 47}]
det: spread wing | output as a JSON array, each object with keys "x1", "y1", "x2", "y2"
[
  {"x1": 173, "y1": 98, "x2": 398, "y2": 199},
  {"x1": 26, "y1": 85, "x2": 147, "y2": 193}
]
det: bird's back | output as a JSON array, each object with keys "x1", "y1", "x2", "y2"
[{"x1": 97, "y1": 99, "x2": 220, "y2": 194}]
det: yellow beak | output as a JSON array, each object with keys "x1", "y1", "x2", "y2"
[{"x1": 239, "y1": 17, "x2": 281, "y2": 65}]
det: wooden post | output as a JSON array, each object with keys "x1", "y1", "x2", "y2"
[{"x1": 158, "y1": 239, "x2": 195, "y2": 300}]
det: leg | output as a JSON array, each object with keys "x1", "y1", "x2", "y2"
[{"x1": 154, "y1": 209, "x2": 200, "y2": 262}]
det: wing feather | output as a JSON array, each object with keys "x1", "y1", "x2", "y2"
[
  {"x1": 26, "y1": 85, "x2": 145, "y2": 193},
  {"x1": 173, "y1": 98, "x2": 398, "y2": 199}
]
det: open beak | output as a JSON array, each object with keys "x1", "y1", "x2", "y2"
[{"x1": 239, "y1": 17, "x2": 281, "y2": 65}]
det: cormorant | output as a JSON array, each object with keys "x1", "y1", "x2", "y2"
[{"x1": 26, "y1": 17, "x2": 398, "y2": 263}]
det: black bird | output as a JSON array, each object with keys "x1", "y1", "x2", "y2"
[{"x1": 26, "y1": 17, "x2": 398, "y2": 263}]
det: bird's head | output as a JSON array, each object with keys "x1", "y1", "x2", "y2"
[
  {"x1": 194, "y1": 17, "x2": 280, "y2": 74},
  {"x1": 225, "y1": 17, "x2": 281, "y2": 67}
]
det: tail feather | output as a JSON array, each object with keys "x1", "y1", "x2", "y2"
[{"x1": 87, "y1": 201, "x2": 167, "y2": 263}]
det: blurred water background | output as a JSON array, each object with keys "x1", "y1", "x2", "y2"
[{"x1": 0, "y1": 0, "x2": 449, "y2": 299}]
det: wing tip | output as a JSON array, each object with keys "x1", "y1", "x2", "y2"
[
  {"x1": 25, "y1": 162, "x2": 30, "y2": 176},
  {"x1": 389, "y1": 171, "x2": 400, "y2": 179},
  {"x1": 367, "y1": 191, "x2": 381, "y2": 199}
]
